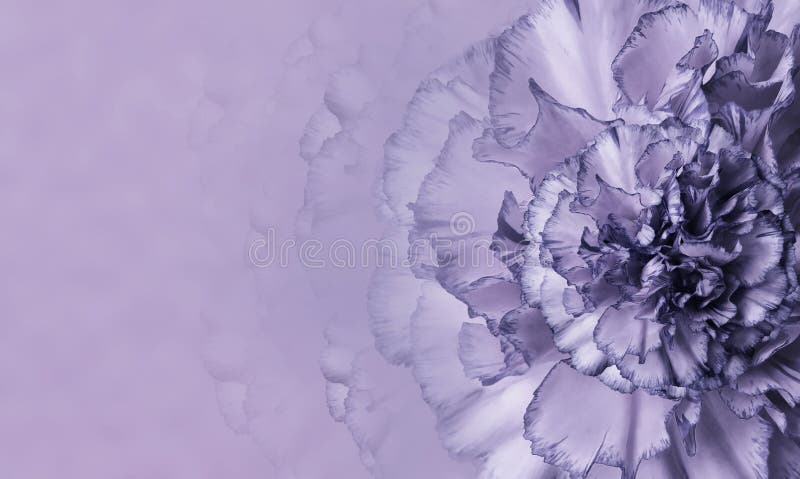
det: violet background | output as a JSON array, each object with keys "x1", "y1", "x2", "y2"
[
  {"x1": 2, "y1": 1, "x2": 372, "y2": 477},
  {"x1": 3, "y1": 0, "x2": 548, "y2": 476}
]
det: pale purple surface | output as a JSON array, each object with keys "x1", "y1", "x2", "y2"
[
  {"x1": 12, "y1": 1, "x2": 800, "y2": 478},
  {"x1": 2, "y1": 1, "x2": 371, "y2": 477}
]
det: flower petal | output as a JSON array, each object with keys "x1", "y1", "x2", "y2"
[
  {"x1": 490, "y1": 0, "x2": 674, "y2": 146},
  {"x1": 618, "y1": 322, "x2": 709, "y2": 390},
  {"x1": 728, "y1": 214, "x2": 785, "y2": 287},
  {"x1": 498, "y1": 306, "x2": 561, "y2": 366},
  {"x1": 411, "y1": 282, "x2": 562, "y2": 477},
  {"x1": 579, "y1": 125, "x2": 666, "y2": 199},
  {"x1": 735, "y1": 335, "x2": 800, "y2": 405},
  {"x1": 768, "y1": 433, "x2": 800, "y2": 478},
  {"x1": 491, "y1": 191, "x2": 527, "y2": 275},
  {"x1": 521, "y1": 158, "x2": 580, "y2": 306},
  {"x1": 734, "y1": 267, "x2": 789, "y2": 327},
  {"x1": 636, "y1": 137, "x2": 699, "y2": 190},
  {"x1": 343, "y1": 349, "x2": 478, "y2": 477},
  {"x1": 540, "y1": 269, "x2": 610, "y2": 375},
  {"x1": 594, "y1": 301, "x2": 664, "y2": 362},
  {"x1": 459, "y1": 276, "x2": 523, "y2": 330},
  {"x1": 477, "y1": 79, "x2": 614, "y2": 178},
  {"x1": 410, "y1": 112, "x2": 529, "y2": 288},
  {"x1": 613, "y1": 2, "x2": 753, "y2": 108},
  {"x1": 770, "y1": 1, "x2": 800, "y2": 36},
  {"x1": 524, "y1": 362, "x2": 676, "y2": 478},
  {"x1": 637, "y1": 392, "x2": 772, "y2": 478},
  {"x1": 458, "y1": 322, "x2": 527, "y2": 385},
  {"x1": 719, "y1": 386, "x2": 769, "y2": 418},
  {"x1": 367, "y1": 236, "x2": 421, "y2": 365},
  {"x1": 541, "y1": 191, "x2": 596, "y2": 277},
  {"x1": 383, "y1": 41, "x2": 495, "y2": 225}
]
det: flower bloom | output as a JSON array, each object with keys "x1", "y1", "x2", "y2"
[{"x1": 310, "y1": 0, "x2": 800, "y2": 477}]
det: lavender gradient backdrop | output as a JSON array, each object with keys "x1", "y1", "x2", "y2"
[
  {"x1": 23, "y1": 1, "x2": 785, "y2": 477},
  {"x1": 6, "y1": 0, "x2": 539, "y2": 475},
  {"x1": 2, "y1": 1, "x2": 383, "y2": 477}
]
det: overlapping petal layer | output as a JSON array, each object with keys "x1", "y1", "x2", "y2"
[{"x1": 304, "y1": 1, "x2": 800, "y2": 477}]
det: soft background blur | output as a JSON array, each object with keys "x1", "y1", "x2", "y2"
[
  {"x1": 0, "y1": 1, "x2": 529, "y2": 477},
  {"x1": 1, "y1": 1, "x2": 367, "y2": 477}
]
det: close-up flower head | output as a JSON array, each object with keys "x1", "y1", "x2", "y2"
[{"x1": 303, "y1": 0, "x2": 800, "y2": 477}]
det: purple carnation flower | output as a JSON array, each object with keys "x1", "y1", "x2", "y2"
[{"x1": 306, "y1": 0, "x2": 800, "y2": 477}]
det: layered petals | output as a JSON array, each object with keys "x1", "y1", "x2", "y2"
[
  {"x1": 306, "y1": 1, "x2": 800, "y2": 477},
  {"x1": 524, "y1": 362, "x2": 676, "y2": 478}
]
